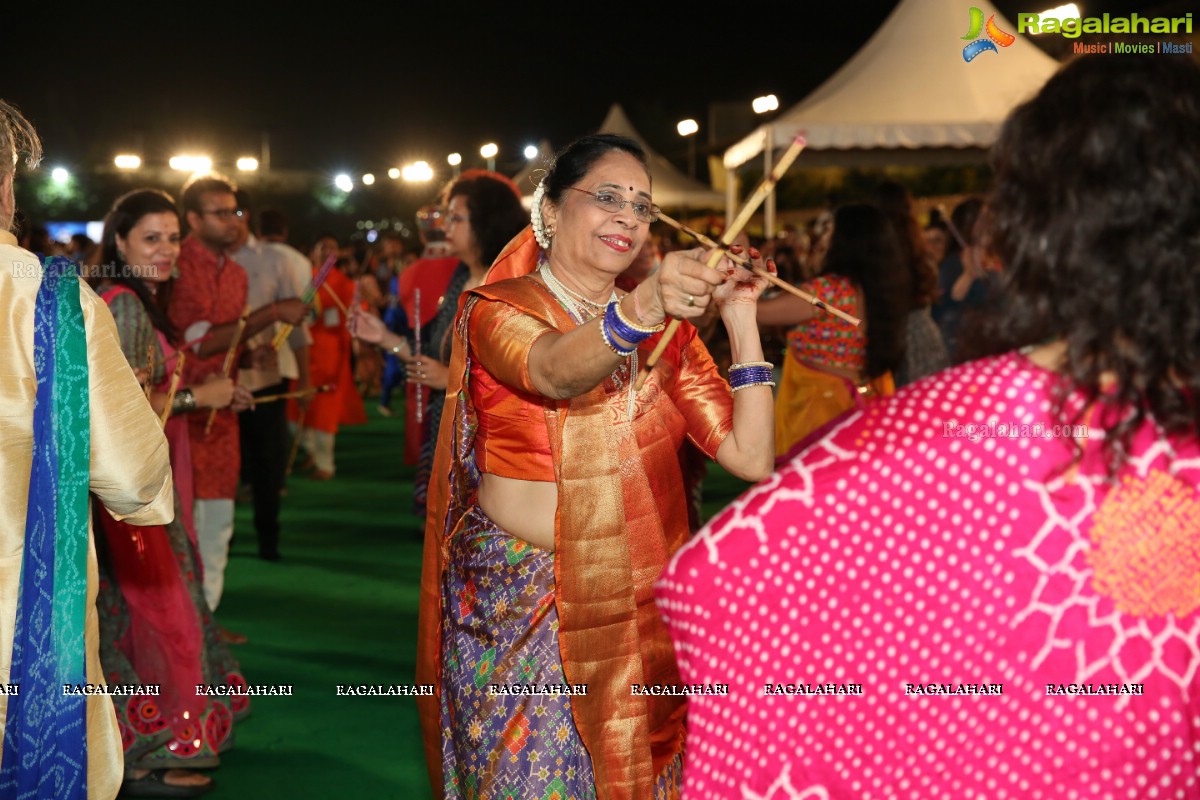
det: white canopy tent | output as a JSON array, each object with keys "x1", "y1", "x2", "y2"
[
  {"x1": 723, "y1": 0, "x2": 1059, "y2": 231},
  {"x1": 513, "y1": 105, "x2": 725, "y2": 210},
  {"x1": 597, "y1": 104, "x2": 724, "y2": 209}
]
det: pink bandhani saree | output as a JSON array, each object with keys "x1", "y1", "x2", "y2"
[{"x1": 657, "y1": 352, "x2": 1200, "y2": 799}]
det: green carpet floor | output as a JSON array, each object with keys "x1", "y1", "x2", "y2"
[{"x1": 206, "y1": 403, "x2": 752, "y2": 798}]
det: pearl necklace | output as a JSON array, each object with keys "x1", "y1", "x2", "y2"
[
  {"x1": 539, "y1": 262, "x2": 609, "y2": 319},
  {"x1": 539, "y1": 261, "x2": 638, "y2": 421}
]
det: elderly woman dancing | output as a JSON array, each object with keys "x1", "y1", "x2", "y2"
[
  {"x1": 410, "y1": 134, "x2": 774, "y2": 800},
  {"x1": 657, "y1": 54, "x2": 1200, "y2": 799}
]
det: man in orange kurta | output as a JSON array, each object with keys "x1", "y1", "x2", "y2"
[{"x1": 289, "y1": 256, "x2": 366, "y2": 479}]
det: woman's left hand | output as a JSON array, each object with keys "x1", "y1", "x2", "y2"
[
  {"x1": 406, "y1": 355, "x2": 449, "y2": 391},
  {"x1": 712, "y1": 246, "x2": 774, "y2": 308},
  {"x1": 230, "y1": 384, "x2": 255, "y2": 413}
]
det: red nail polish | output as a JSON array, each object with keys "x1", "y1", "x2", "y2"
[{"x1": 749, "y1": 247, "x2": 761, "y2": 259}]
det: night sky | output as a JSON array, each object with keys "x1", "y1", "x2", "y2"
[
  {"x1": 4, "y1": 0, "x2": 1171, "y2": 227},
  {"x1": 5, "y1": 1, "x2": 1035, "y2": 173}
]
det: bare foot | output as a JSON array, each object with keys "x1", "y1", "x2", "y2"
[{"x1": 126, "y1": 768, "x2": 212, "y2": 788}]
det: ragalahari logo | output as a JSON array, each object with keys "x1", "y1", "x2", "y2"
[{"x1": 962, "y1": 6, "x2": 1016, "y2": 61}]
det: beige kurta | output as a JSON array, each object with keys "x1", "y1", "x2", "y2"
[{"x1": 0, "y1": 233, "x2": 175, "y2": 799}]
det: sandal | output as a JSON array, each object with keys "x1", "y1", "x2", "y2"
[{"x1": 121, "y1": 769, "x2": 214, "y2": 798}]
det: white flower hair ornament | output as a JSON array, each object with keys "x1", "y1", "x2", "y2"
[{"x1": 531, "y1": 179, "x2": 552, "y2": 250}]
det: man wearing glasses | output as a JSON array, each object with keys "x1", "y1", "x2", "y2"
[{"x1": 169, "y1": 176, "x2": 306, "y2": 621}]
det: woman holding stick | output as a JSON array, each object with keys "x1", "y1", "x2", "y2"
[
  {"x1": 657, "y1": 54, "x2": 1200, "y2": 799},
  {"x1": 88, "y1": 188, "x2": 254, "y2": 796},
  {"x1": 756, "y1": 204, "x2": 908, "y2": 459},
  {"x1": 406, "y1": 134, "x2": 773, "y2": 799},
  {"x1": 350, "y1": 170, "x2": 526, "y2": 514}
]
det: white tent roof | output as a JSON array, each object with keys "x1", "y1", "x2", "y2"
[
  {"x1": 597, "y1": 104, "x2": 724, "y2": 209},
  {"x1": 513, "y1": 106, "x2": 724, "y2": 208},
  {"x1": 723, "y1": 0, "x2": 1059, "y2": 169}
]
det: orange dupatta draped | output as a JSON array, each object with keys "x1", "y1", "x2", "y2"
[{"x1": 415, "y1": 227, "x2": 734, "y2": 799}]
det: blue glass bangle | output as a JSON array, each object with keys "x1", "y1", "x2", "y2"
[
  {"x1": 599, "y1": 315, "x2": 637, "y2": 357},
  {"x1": 729, "y1": 365, "x2": 774, "y2": 388},
  {"x1": 604, "y1": 301, "x2": 653, "y2": 347}
]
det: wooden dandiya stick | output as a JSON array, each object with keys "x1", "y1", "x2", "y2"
[
  {"x1": 656, "y1": 212, "x2": 861, "y2": 328},
  {"x1": 635, "y1": 133, "x2": 808, "y2": 390},
  {"x1": 249, "y1": 383, "x2": 335, "y2": 405},
  {"x1": 272, "y1": 254, "x2": 338, "y2": 350},
  {"x1": 204, "y1": 304, "x2": 250, "y2": 435},
  {"x1": 413, "y1": 287, "x2": 423, "y2": 424},
  {"x1": 159, "y1": 350, "x2": 186, "y2": 427},
  {"x1": 285, "y1": 409, "x2": 306, "y2": 479},
  {"x1": 144, "y1": 344, "x2": 155, "y2": 400},
  {"x1": 937, "y1": 204, "x2": 969, "y2": 251},
  {"x1": 159, "y1": 329, "x2": 217, "y2": 369},
  {"x1": 320, "y1": 282, "x2": 349, "y2": 317}
]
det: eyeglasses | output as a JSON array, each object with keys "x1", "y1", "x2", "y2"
[
  {"x1": 199, "y1": 208, "x2": 244, "y2": 220},
  {"x1": 569, "y1": 188, "x2": 659, "y2": 224},
  {"x1": 444, "y1": 213, "x2": 468, "y2": 226}
]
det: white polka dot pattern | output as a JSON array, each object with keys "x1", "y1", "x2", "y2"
[{"x1": 656, "y1": 353, "x2": 1200, "y2": 799}]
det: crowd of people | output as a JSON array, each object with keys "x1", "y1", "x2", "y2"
[{"x1": 0, "y1": 51, "x2": 1196, "y2": 800}]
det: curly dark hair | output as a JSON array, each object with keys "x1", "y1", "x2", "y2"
[
  {"x1": 821, "y1": 204, "x2": 910, "y2": 379},
  {"x1": 93, "y1": 188, "x2": 180, "y2": 342},
  {"x1": 445, "y1": 170, "x2": 527, "y2": 268},
  {"x1": 877, "y1": 181, "x2": 937, "y2": 310},
  {"x1": 967, "y1": 54, "x2": 1200, "y2": 474}
]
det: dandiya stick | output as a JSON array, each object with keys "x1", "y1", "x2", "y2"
[
  {"x1": 413, "y1": 288, "x2": 423, "y2": 425},
  {"x1": 159, "y1": 329, "x2": 216, "y2": 368},
  {"x1": 272, "y1": 254, "x2": 338, "y2": 350},
  {"x1": 250, "y1": 383, "x2": 335, "y2": 405},
  {"x1": 635, "y1": 133, "x2": 808, "y2": 390},
  {"x1": 656, "y1": 212, "x2": 860, "y2": 328},
  {"x1": 937, "y1": 203, "x2": 969, "y2": 250},
  {"x1": 159, "y1": 350, "x2": 186, "y2": 427},
  {"x1": 144, "y1": 344, "x2": 155, "y2": 400},
  {"x1": 320, "y1": 282, "x2": 349, "y2": 317},
  {"x1": 285, "y1": 409, "x2": 306, "y2": 479},
  {"x1": 204, "y1": 304, "x2": 250, "y2": 435}
]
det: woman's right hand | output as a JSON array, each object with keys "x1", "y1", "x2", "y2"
[
  {"x1": 348, "y1": 308, "x2": 386, "y2": 344},
  {"x1": 192, "y1": 374, "x2": 237, "y2": 409},
  {"x1": 648, "y1": 247, "x2": 726, "y2": 321}
]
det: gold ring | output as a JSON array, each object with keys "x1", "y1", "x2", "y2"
[{"x1": 686, "y1": 294, "x2": 695, "y2": 307}]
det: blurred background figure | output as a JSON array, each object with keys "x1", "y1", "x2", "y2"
[
  {"x1": 932, "y1": 196, "x2": 993, "y2": 363},
  {"x1": 289, "y1": 235, "x2": 367, "y2": 480},
  {"x1": 230, "y1": 189, "x2": 311, "y2": 562},
  {"x1": 876, "y1": 180, "x2": 948, "y2": 387},
  {"x1": 350, "y1": 170, "x2": 526, "y2": 516},
  {"x1": 758, "y1": 204, "x2": 908, "y2": 458}
]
